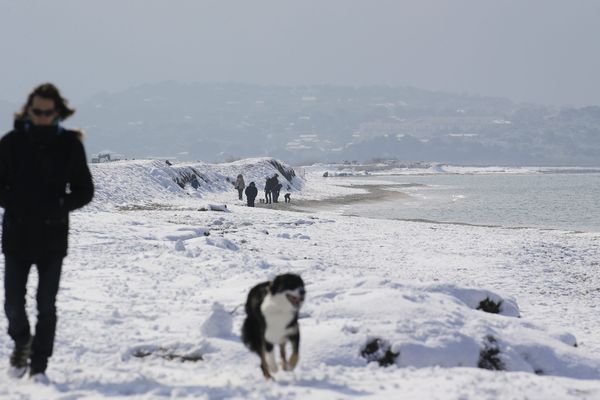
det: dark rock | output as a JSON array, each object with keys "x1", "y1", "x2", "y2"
[
  {"x1": 477, "y1": 297, "x2": 503, "y2": 314},
  {"x1": 478, "y1": 335, "x2": 504, "y2": 371},
  {"x1": 360, "y1": 338, "x2": 399, "y2": 367}
]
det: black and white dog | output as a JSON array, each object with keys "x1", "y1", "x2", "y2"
[{"x1": 242, "y1": 273, "x2": 305, "y2": 379}]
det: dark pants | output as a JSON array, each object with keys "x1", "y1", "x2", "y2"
[
  {"x1": 237, "y1": 188, "x2": 243, "y2": 200},
  {"x1": 4, "y1": 255, "x2": 63, "y2": 372},
  {"x1": 247, "y1": 197, "x2": 256, "y2": 207},
  {"x1": 265, "y1": 191, "x2": 272, "y2": 204}
]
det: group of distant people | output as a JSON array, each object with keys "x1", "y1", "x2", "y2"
[
  {"x1": 264, "y1": 174, "x2": 283, "y2": 204},
  {"x1": 234, "y1": 173, "x2": 289, "y2": 207}
]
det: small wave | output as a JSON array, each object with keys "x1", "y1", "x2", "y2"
[{"x1": 342, "y1": 214, "x2": 590, "y2": 233}]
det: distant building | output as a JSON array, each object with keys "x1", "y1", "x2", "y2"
[{"x1": 91, "y1": 151, "x2": 125, "y2": 163}]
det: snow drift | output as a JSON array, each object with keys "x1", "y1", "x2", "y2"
[{"x1": 89, "y1": 157, "x2": 303, "y2": 210}]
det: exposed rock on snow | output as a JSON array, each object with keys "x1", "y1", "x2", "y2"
[
  {"x1": 478, "y1": 335, "x2": 504, "y2": 371},
  {"x1": 361, "y1": 338, "x2": 399, "y2": 367},
  {"x1": 477, "y1": 297, "x2": 503, "y2": 314}
]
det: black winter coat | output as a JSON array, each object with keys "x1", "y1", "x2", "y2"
[
  {"x1": 245, "y1": 185, "x2": 258, "y2": 200},
  {"x1": 0, "y1": 121, "x2": 94, "y2": 258}
]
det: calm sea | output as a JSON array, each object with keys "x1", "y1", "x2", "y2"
[{"x1": 344, "y1": 172, "x2": 600, "y2": 232}]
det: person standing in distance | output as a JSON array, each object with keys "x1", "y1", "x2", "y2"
[
  {"x1": 234, "y1": 174, "x2": 245, "y2": 200},
  {"x1": 245, "y1": 182, "x2": 258, "y2": 207},
  {"x1": 0, "y1": 83, "x2": 94, "y2": 382}
]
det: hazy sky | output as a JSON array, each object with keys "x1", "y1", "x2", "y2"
[{"x1": 1, "y1": 0, "x2": 598, "y2": 106}]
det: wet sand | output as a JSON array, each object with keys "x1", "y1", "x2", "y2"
[
  {"x1": 116, "y1": 182, "x2": 416, "y2": 216},
  {"x1": 255, "y1": 183, "x2": 414, "y2": 213}
]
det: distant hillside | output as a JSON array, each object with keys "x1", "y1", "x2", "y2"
[{"x1": 13, "y1": 82, "x2": 599, "y2": 166}]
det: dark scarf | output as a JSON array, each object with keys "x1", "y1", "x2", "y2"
[{"x1": 14, "y1": 119, "x2": 63, "y2": 143}]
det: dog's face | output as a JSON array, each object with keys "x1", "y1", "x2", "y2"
[{"x1": 270, "y1": 274, "x2": 305, "y2": 309}]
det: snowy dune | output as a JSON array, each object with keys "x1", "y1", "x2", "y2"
[{"x1": 0, "y1": 158, "x2": 599, "y2": 399}]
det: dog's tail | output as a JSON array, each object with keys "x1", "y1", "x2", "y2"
[
  {"x1": 241, "y1": 281, "x2": 270, "y2": 354},
  {"x1": 241, "y1": 316, "x2": 262, "y2": 354}
]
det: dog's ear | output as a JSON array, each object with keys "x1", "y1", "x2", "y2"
[
  {"x1": 270, "y1": 275, "x2": 287, "y2": 294},
  {"x1": 268, "y1": 278, "x2": 279, "y2": 294}
]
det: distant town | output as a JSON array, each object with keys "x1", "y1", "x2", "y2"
[{"x1": 3, "y1": 82, "x2": 599, "y2": 166}]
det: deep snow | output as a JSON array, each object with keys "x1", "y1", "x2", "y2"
[{"x1": 0, "y1": 158, "x2": 599, "y2": 399}]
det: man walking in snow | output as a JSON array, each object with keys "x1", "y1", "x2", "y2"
[
  {"x1": 0, "y1": 83, "x2": 94, "y2": 382},
  {"x1": 245, "y1": 182, "x2": 258, "y2": 207}
]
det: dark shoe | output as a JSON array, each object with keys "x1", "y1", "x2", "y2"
[
  {"x1": 29, "y1": 357, "x2": 48, "y2": 377},
  {"x1": 8, "y1": 338, "x2": 32, "y2": 378},
  {"x1": 30, "y1": 371, "x2": 50, "y2": 385}
]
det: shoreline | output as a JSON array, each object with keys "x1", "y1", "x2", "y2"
[
  {"x1": 255, "y1": 183, "x2": 410, "y2": 212},
  {"x1": 254, "y1": 182, "x2": 596, "y2": 234}
]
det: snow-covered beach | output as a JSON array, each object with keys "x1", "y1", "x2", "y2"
[{"x1": 1, "y1": 159, "x2": 599, "y2": 399}]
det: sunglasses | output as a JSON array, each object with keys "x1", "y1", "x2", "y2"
[{"x1": 30, "y1": 108, "x2": 56, "y2": 117}]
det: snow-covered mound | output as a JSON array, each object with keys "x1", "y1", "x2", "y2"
[
  {"x1": 305, "y1": 277, "x2": 596, "y2": 378},
  {"x1": 89, "y1": 157, "x2": 303, "y2": 210}
]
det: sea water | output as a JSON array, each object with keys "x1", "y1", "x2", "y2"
[{"x1": 344, "y1": 172, "x2": 600, "y2": 232}]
